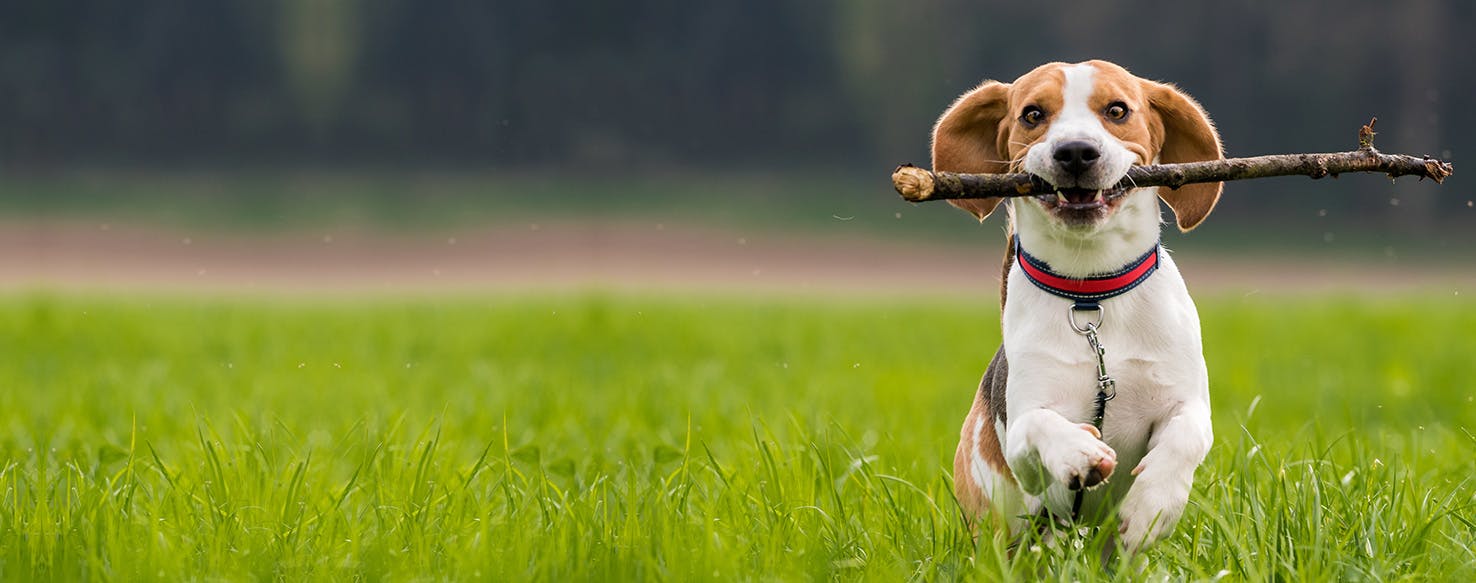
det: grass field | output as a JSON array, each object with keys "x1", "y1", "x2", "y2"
[{"x1": 4, "y1": 291, "x2": 1475, "y2": 580}]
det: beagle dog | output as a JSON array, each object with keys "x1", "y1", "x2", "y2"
[{"x1": 940, "y1": 60, "x2": 1222, "y2": 553}]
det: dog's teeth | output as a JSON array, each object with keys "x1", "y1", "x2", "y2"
[
  {"x1": 1095, "y1": 190, "x2": 1105, "y2": 202},
  {"x1": 1056, "y1": 191, "x2": 1067, "y2": 203}
]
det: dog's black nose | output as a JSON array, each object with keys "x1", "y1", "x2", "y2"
[{"x1": 1052, "y1": 140, "x2": 1100, "y2": 176}]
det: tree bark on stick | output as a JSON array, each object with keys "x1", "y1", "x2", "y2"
[{"x1": 893, "y1": 120, "x2": 1453, "y2": 202}]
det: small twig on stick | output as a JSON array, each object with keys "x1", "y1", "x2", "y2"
[{"x1": 893, "y1": 119, "x2": 1453, "y2": 202}]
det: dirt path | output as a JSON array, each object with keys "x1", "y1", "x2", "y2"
[{"x1": 3, "y1": 221, "x2": 1472, "y2": 296}]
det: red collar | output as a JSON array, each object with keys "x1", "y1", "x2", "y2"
[{"x1": 1015, "y1": 236, "x2": 1161, "y2": 308}]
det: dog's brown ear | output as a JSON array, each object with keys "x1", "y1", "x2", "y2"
[
  {"x1": 932, "y1": 81, "x2": 1012, "y2": 221},
  {"x1": 1145, "y1": 81, "x2": 1223, "y2": 232}
]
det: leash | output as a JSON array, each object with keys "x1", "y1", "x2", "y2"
[{"x1": 1067, "y1": 304, "x2": 1116, "y2": 518}]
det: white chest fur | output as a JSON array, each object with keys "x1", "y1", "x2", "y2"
[{"x1": 1001, "y1": 227, "x2": 1210, "y2": 516}]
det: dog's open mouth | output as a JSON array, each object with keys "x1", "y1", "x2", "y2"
[{"x1": 1034, "y1": 186, "x2": 1129, "y2": 210}]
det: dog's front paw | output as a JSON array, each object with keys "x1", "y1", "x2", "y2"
[
  {"x1": 1117, "y1": 474, "x2": 1190, "y2": 554},
  {"x1": 1038, "y1": 423, "x2": 1117, "y2": 492}
]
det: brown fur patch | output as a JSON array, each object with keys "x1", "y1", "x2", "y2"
[
  {"x1": 997, "y1": 62, "x2": 1069, "y2": 165},
  {"x1": 954, "y1": 347, "x2": 1013, "y2": 523},
  {"x1": 1142, "y1": 78, "x2": 1224, "y2": 231},
  {"x1": 932, "y1": 81, "x2": 1012, "y2": 221},
  {"x1": 981, "y1": 346, "x2": 1010, "y2": 426},
  {"x1": 1083, "y1": 60, "x2": 1158, "y2": 166},
  {"x1": 1000, "y1": 227, "x2": 1014, "y2": 310},
  {"x1": 952, "y1": 428, "x2": 987, "y2": 519}
]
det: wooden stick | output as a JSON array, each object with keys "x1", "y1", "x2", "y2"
[{"x1": 893, "y1": 119, "x2": 1453, "y2": 202}]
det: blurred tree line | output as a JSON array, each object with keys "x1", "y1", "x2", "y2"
[{"x1": 1, "y1": 0, "x2": 1470, "y2": 178}]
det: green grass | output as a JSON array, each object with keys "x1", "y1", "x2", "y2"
[{"x1": 3, "y1": 291, "x2": 1475, "y2": 580}]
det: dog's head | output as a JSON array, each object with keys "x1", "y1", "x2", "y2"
[{"x1": 932, "y1": 60, "x2": 1222, "y2": 232}]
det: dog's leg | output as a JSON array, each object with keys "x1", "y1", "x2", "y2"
[
  {"x1": 1117, "y1": 399, "x2": 1212, "y2": 554},
  {"x1": 954, "y1": 414, "x2": 1025, "y2": 536},
  {"x1": 1004, "y1": 408, "x2": 1118, "y2": 497},
  {"x1": 954, "y1": 348, "x2": 1026, "y2": 537}
]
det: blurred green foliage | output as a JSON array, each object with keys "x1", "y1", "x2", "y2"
[
  {"x1": 2, "y1": 2, "x2": 1471, "y2": 236},
  {"x1": 1, "y1": 1, "x2": 1469, "y2": 171}
]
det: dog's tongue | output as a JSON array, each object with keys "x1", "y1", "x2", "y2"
[{"x1": 1060, "y1": 188, "x2": 1098, "y2": 204}]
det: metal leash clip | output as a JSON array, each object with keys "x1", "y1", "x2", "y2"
[{"x1": 1068, "y1": 304, "x2": 1117, "y2": 428}]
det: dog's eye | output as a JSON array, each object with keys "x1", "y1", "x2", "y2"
[
  {"x1": 1105, "y1": 102, "x2": 1129, "y2": 122},
  {"x1": 1021, "y1": 106, "x2": 1045, "y2": 127}
]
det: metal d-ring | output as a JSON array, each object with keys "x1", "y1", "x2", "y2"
[{"x1": 1067, "y1": 303, "x2": 1105, "y2": 334}]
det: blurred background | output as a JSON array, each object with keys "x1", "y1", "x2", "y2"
[{"x1": 3, "y1": 0, "x2": 1473, "y2": 294}]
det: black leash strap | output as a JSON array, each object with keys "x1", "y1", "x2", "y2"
[{"x1": 1068, "y1": 302, "x2": 1117, "y2": 519}]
